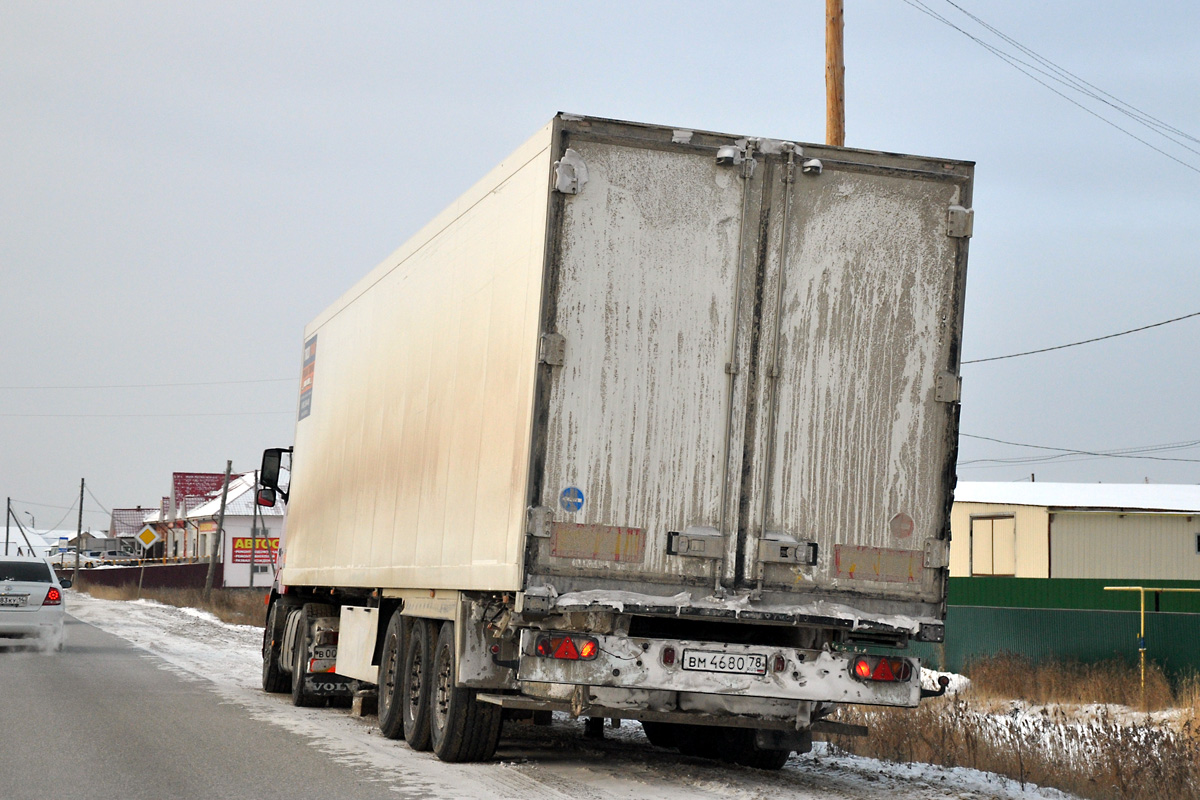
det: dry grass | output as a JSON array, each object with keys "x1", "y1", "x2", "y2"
[
  {"x1": 967, "y1": 652, "x2": 1176, "y2": 710},
  {"x1": 827, "y1": 654, "x2": 1200, "y2": 800},
  {"x1": 80, "y1": 583, "x2": 267, "y2": 627}
]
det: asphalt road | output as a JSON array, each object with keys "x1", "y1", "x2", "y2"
[{"x1": 0, "y1": 615, "x2": 409, "y2": 800}]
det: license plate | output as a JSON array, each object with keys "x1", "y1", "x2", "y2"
[
  {"x1": 682, "y1": 649, "x2": 767, "y2": 676},
  {"x1": 0, "y1": 595, "x2": 27, "y2": 607}
]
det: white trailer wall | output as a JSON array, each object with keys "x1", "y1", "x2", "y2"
[{"x1": 282, "y1": 123, "x2": 554, "y2": 591}]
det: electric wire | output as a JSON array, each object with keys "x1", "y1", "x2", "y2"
[
  {"x1": 900, "y1": 0, "x2": 1200, "y2": 174},
  {"x1": 943, "y1": 0, "x2": 1200, "y2": 150},
  {"x1": 0, "y1": 378, "x2": 295, "y2": 390},
  {"x1": 84, "y1": 485, "x2": 112, "y2": 516},
  {"x1": 0, "y1": 411, "x2": 292, "y2": 418},
  {"x1": 11, "y1": 498, "x2": 109, "y2": 518},
  {"x1": 959, "y1": 433, "x2": 1200, "y2": 466},
  {"x1": 962, "y1": 309, "x2": 1200, "y2": 364},
  {"x1": 10, "y1": 496, "x2": 81, "y2": 535}
]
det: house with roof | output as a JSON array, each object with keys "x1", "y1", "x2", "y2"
[
  {"x1": 950, "y1": 482, "x2": 1200, "y2": 580},
  {"x1": 182, "y1": 471, "x2": 285, "y2": 588},
  {"x1": 917, "y1": 482, "x2": 1200, "y2": 677}
]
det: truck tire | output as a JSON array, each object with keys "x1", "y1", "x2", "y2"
[
  {"x1": 429, "y1": 621, "x2": 502, "y2": 763},
  {"x1": 291, "y1": 603, "x2": 336, "y2": 708},
  {"x1": 401, "y1": 618, "x2": 434, "y2": 751},
  {"x1": 261, "y1": 601, "x2": 290, "y2": 694},
  {"x1": 676, "y1": 725, "x2": 723, "y2": 759},
  {"x1": 377, "y1": 610, "x2": 406, "y2": 740},
  {"x1": 720, "y1": 729, "x2": 792, "y2": 770},
  {"x1": 640, "y1": 721, "x2": 680, "y2": 749}
]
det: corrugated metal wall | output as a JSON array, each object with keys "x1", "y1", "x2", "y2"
[
  {"x1": 1050, "y1": 511, "x2": 1200, "y2": 579},
  {"x1": 902, "y1": 577, "x2": 1200, "y2": 678}
]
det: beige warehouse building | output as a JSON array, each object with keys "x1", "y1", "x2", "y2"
[{"x1": 950, "y1": 482, "x2": 1200, "y2": 580}]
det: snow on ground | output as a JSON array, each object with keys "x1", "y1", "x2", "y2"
[{"x1": 65, "y1": 591, "x2": 1076, "y2": 800}]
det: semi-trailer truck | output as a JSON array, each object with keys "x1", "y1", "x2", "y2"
[{"x1": 257, "y1": 113, "x2": 972, "y2": 767}]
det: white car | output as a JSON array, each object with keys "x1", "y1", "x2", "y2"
[{"x1": 0, "y1": 556, "x2": 71, "y2": 649}]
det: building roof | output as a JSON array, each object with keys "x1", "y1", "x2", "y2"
[
  {"x1": 955, "y1": 481, "x2": 1200, "y2": 513},
  {"x1": 184, "y1": 471, "x2": 285, "y2": 519}
]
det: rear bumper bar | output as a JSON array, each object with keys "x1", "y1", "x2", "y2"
[{"x1": 516, "y1": 630, "x2": 921, "y2": 708}]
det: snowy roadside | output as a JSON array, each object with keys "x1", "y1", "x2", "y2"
[{"x1": 65, "y1": 591, "x2": 1076, "y2": 800}]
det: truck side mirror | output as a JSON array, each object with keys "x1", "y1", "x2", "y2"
[{"x1": 259, "y1": 447, "x2": 292, "y2": 503}]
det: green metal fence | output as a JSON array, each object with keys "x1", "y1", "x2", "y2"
[{"x1": 904, "y1": 578, "x2": 1200, "y2": 678}]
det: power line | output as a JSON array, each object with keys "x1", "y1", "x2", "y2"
[
  {"x1": 0, "y1": 378, "x2": 295, "y2": 390},
  {"x1": 0, "y1": 411, "x2": 292, "y2": 418},
  {"x1": 10, "y1": 496, "x2": 82, "y2": 534},
  {"x1": 900, "y1": 0, "x2": 1200, "y2": 174},
  {"x1": 959, "y1": 433, "x2": 1200, "y2": 465},
  {"x1": 84, "y1": 485, "x2": 112, "y2": 516},
  {"x1": 10, "y1": 498, "x2": 108, "y2": 516},
  {"x1": 942, "y1": 0, "x2": 1200, "y2": 151},
  {"x1": 963, "y1": 310, "x2": 1200, "y2": 364}
]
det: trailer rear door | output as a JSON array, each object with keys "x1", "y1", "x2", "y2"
[
  {"x1": 530, "y1": 132, "x2": 749, "y2": 586},
  {"x1": 739, "y1": 156, "x2": 969, "y2": 606}
]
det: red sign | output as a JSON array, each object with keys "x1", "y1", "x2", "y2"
[{"x1": 231, "y1": 536, "x2": 280, "y2": 564}]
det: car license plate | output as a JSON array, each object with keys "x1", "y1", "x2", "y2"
[
  {"x1": 0, "y1": 595, "x2": 27, "y2": 607},
  {"x1": 682, "y1": 649, "x2": 767, "y2": 676}
]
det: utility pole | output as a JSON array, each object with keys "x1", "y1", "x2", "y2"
[
  {"x1": 74, "y1": 479, "x2": 84, "y2": 581},
  {"x1": 826, "y1": 0, "x2": 846, "y2": 147},
  {"x1": 250, "y1": 470, "x2": 259, "y2": 589},
  {"x1": 204, "y1": 461, "x2": 232, "y2": 601},
  {"x1": 5, "y1": 498, "x2": 10, "y2": 556}
]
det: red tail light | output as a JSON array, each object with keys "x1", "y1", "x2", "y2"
[
  {"x1": 850, "y1": 655, "x2": 912, "y2": 683},
  {"x1": 43, "y1": 587, "x2": 62, "y2": 606},
  {"x1": 661, "y1": 646, "x2": 676, "y2": 666},
  {"x1": 534, "y1": 634, "x2": 599, "y2": 661}
]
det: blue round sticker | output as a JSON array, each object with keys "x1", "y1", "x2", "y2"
[{"x1": 559, "y1": 487, "x2": 584, "y2": 512}]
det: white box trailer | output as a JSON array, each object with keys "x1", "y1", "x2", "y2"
[{"x1": 258, "y1": 113, "x2": 972, "y2": 766}]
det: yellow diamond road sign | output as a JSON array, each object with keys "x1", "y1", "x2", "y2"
[{"x1": 136, "y1": 525, "x2": 161, "y2": 549}]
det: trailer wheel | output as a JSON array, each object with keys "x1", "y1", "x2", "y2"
[
  {"x1": 377, "y1": 610, "x2": 406, "y2": 740},
  {"x1": 261, "y1": 601, "x2": 290, "y2": 694},
  {"x1": 429, "y1": 621, "x2": 502, "y2": 763},
  {"x1": 290, "y1": 603, "x2": 336, "y2": 708},
  {"x1": 401, "y1": 618, "x2": 434, "y2": 751},
  {"x1": 676, "y1": 725, "x2": 723, "y2": 759},
  {"x1": 720, "y1": 729, "x2": 792, "y2": 770},
  {"x1": 640, "y1": 721, "x2": 680, "y2": 749}
]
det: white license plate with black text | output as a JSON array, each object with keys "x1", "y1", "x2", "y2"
[
  {"x1": 0, "y1": 595, "x2": 27, "y2": 607},
  {"x1": 682, "y1": 649, "x2": 767, "y2": 676}
]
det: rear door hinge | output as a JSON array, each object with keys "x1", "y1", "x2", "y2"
[
  {"x1": 923, "y1": 538, "x2": 950, "y2": 569},
  {"x1": 947, "y1": 205, "x2": 974, "y2": 238},
  {"x1": 527, "y1": 506, "x2": 552, "y2": 538},
  {"x1": 539, "y1": 333, "x2": 566, "y2": 366},
  {"x1": 935, "y1": 371, "x2": 961, "y2": 403}
]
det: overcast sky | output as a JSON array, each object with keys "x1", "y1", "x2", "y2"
[{"x1": 2, "y1": 1, "x2": 1198, "y2": 532}]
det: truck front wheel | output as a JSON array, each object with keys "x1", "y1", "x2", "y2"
[
  {"x1": 377, "y1": 610, "x2": 406, "y2": 740},
  {"x1": 429, "y1": 621, "x2": 502, "y2": 763},
  {"x1": 401, "y1": 618, "x2": 434, "y2": 750}
]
